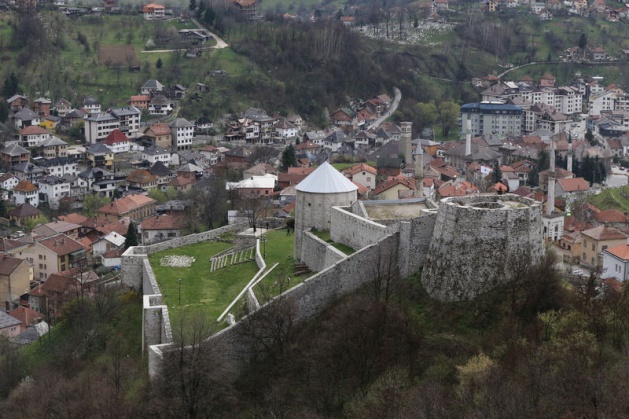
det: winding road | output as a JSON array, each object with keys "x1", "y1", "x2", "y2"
[{"x1": 367, "y1": 87, "x2": 402, "y2": 130}]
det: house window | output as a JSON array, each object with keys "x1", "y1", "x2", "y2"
[
  {"x1": 582, "y1": 252, "x2": 586, "y2": 260},
  {"x1": 592, "y1": 243, "x2": 596, "y2": 251}
]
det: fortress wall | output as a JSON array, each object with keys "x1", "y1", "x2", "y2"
[
  {"x1": 300, "y1": 230, "x2": 346, "y2": 272},
  {"x1": 330, "y1": 206, "x2": 390, "y2": 250},
  {"x1": 121, "y1": 247, "x2": 145, "y2": 290},
  {"x1": 196, "y1": 234, "x2": 399, "y2": 370},
  {"x1": 398, "y1": 211, "x2": 438, "y2": 278},
  {"x1": 421, "y1": 194, "x2": 543, "y2": 301},
  {"x1": 294, "y1": 191, "x2": 356, "y2": 259}
]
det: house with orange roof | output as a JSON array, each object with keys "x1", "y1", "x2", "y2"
[
  {"x1": 8, "y1": 306, "x2": 44, "y2": 331},
  {"x1": 593, "y1": 209, "x2": 629, "y2": 229},
  {"x1": 372, "y1": 177, "x2": 416, "y2": 200},
  {"x1": 13, "y1": 180, "x2": 39, "y2": 207},
  {"x1": 539, "y1": 73, "x2": 556, "y2": 88},
  {"x1": 143, "y1": 3, "x2": 165, "y2": 20},
  {"x1": 19, "y1": 125, "x2": 51, "y2": 147},
  {"x1": 126, "y1": 169, "x2": 159, "y2": 191},
  {"x1": 0, "y1": 254, "x2": 31, "y2": 310},
  {"x1": 96, "y1": 194, "x2": 156, "y2": 222},
  {"x1": 602, "y1": 239, "x2": 629, "y2": 281},
  {"x1": 342, "y1": 163, "x2": 377, "y2": 190},
  {"x1": 22, "y1": 234, "x2": 87, "y2": 282},
  {"x1": 581, "y1": 225, "x2": 627, "y2": 268},
  {"x1": 437, "y1": 180, "x2": 479, "y2": 199},
  {"x1": 142, "y1": 123, "x2": 172, "y2": 149},
  {"x1": 102, "y1": 129, "x2": 131, "y2": 153},
  {"x1": 140, "y1": 214, "x2": 185, "y2": 245},
  {"x1": 556, "y1": 177, "x2": 590, "y2": 197},
  {"x1": 128, "y1": 95, "x2": 151, "y2": 110}
]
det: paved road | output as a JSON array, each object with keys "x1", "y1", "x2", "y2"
[{"x1": 366, "y1": 87, "x2": 401, "y2": 130}]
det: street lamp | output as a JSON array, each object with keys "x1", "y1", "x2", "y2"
[{"x1": 178, "y1": 278, "x2": 182, "y2": 305}]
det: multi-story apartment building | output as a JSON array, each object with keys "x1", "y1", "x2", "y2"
[{"x1": 460, "y1": 102, "x2": 523, "y2": 138}]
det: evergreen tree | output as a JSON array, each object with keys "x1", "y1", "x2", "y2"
[
  {"x1": 281, "y1": 144, "x2": 296, "y2": 171},
  {"x1": 492, "y1": 161, "x2": 502, "y2": 184},
  {"x1": 189, "y1": 0, "x2": 196, "y2": 11},
  {"x1": 0, "y1": 199, "x2": 6, "y2": 218},
  {"x1": 578, "y1": 33, "x2": 587, "y2": 50},
  {"x1": 2, "y1": 72, "x2": 19, "y2": 97},
  {"x1": 125, "y1": 221, "x2": 139, "y2": 249},
  {"x1": 156, "y1": 58, "x2": 163, "y2": 69},
  {"x1": 0, "y1": 101, "x2": 8, "y2": 123}
]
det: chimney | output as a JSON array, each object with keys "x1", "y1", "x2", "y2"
[{"x1": 465, "y1": 114, "x2": 472, "y2": 156}]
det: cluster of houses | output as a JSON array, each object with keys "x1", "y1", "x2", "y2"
[
  {"x1": 480, "y1": 0, "x2": 627, "y2": 20},
  {"x1": 468, "y1": 73, "x2": 629, "y2": 141}
]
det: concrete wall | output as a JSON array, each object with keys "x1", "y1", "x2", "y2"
[
  {"x1": 421, "y1": 194, "x2": 543, "y2": 301},
  {"x1": 300, "y1": 230, "x2": 346, "y2": 272},
  {"x1": 329, "y1": 206, "x2": 390, "y2": 250}
]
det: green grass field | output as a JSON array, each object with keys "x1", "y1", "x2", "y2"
[
  {"x1": 589, "y1": 185, "x2": 629, "y2": 212},
  {"x1": 149, "y1": 240, "x2": 259, "y2": 324}
]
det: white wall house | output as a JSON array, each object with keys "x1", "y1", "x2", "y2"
[
  {"x1": 169, "y1": 118, "x2": 195, "y2": 151},
  {"x1": 142, "y1": 146, "x2": 171, "y2": 165},
  {"x1": 602, "y1": 241, "x2": 629, "y2": 281},
  {"x1": 39, "y1": 177, "x2": 71, "y2": 210}
]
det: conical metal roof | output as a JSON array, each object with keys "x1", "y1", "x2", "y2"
[{"x1": 296, "y1": 161, "x2": 358, "y2": 194}]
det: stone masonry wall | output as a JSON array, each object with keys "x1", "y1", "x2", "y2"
[
  {"x1": 300, "y1": 230, "x2": 346, "y2": 272},
  {"x1": 421, "y1": 194, "x2": 543, "y2": 301},
  {"x1": 122, "y1": 222, "x2": 248, "y2": 290},
  {"x1": 330, "y1": 206, "x2": 390, "y2": 250},
  {"x1": 149, "y1": 233, "x2": 400, "y2": 378},
  {"x1": 398, "y1": 211, "x2": 438, "y2": 278}
]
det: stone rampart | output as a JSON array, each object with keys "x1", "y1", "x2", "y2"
[
  {"x1": 330, "y1": 206, "x2": 390, "y2": 250},
  {"x1": 300, "y1": 230, "x2": 346, "y2": 272},
  {"x1": 421, "y1": 194, "x2": 543, "y2": 301},
  {"x1": 398, "y1": 210, "x2": 438, "y2": 278}
]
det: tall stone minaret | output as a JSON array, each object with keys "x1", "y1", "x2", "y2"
[
  {"x1": 401, "y1": 121, "x2": 413, "y2": 168},
  {"x1": 414, "y1": 143, "x2": 424, "y2": 198},
  {"x1": 546, "y1": 138, "x2": 556, "y2": 217},
  {"x1": 465, "y1": 114, "x2": 472, "y2": 156},
  {"x1": 567, "y1": 135, "x2": 573, "y2": 173}
]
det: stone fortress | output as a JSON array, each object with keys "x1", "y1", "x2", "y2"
[{"x1": 122, "y1": 121, "x2": 544, "y2": 376}]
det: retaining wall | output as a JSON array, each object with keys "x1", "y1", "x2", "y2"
[{"x1": 398, "y1": 211, "x2": 438, "y2": 278}]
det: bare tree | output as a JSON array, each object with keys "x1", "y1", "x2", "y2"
[{"x1": 152, "y1": 310, "x2": 234, "y2": 418}]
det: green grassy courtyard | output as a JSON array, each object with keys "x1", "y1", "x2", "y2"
[{"x1": 149, "y1": 229, "x2": 306, "y2": 326}]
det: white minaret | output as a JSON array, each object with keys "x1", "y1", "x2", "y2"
[
  {"x1": 546, "y1": 139, "x2": 556, "y2": 217},
  {"x1": 567, "y1": 136, "x2": 573, "y2": 173},
  {"x1": 414, "y1": 144, "x2": 424, "y2": 198},
  {"x1": 465, "y1": 114, "x2": 472, "y2": 156},
  {"x1": 401, "y1": 121, "x2": 413, "y2": 168}
]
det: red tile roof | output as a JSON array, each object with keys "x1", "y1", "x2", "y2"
[
  {"x1": 0, "y1": 254, "x2": 26, "y2": 276},
  {"x1": 582, "y1": 225, "x2": 627, "y2": 241},
  {"x1": 607, "y1": 243, "x2": 629, "y2": 260},
  {"x1": 373, "y1": 177, "x2": 415, "y2": 196},
  {"x1": 102, "y1": 129, "x2": 129, "y2": 145},
  {"x1": 38, "y1": 234, "x2": 85, "y2": 255},
  {"x1": 141, "y1": 214, "x2": 184, "y2": 230},
  {"x1": 13, "y1": 180, "x2": 38, "y2": 192},
  {"x1": 97, "y1": 194, "x2": 156, "y2": 216},
  {"x1": 58, "y1": 213, "x2": 88, "y2": 225},
  {"x1": 343, "y1": 163, "x2": 377, "y2": 176},
  {"x1": 594, "y1": 209, "x2": 628, "y2": 224},
  {"x1": 557, "y1": 177, "x2": 590, "y2": 192},
  {"x1": 42, "y1": 273, "x2": 77, "y2": 294},
  {"x1": 9, "y1": 306, "x2": 44, "y2": 327},
  {"x1": 20, "y1": 125, "x2": 49, "y2": 135}
]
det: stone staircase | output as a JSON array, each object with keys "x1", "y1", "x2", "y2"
[
  {"x1": 209, "y1": 246, "x2": 256, "y2": 272},
  {"x1": 294, "y1": 262, "x2": 310, "y2": 276}
]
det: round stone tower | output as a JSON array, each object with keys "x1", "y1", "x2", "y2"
[
  {"x1": 294, "y1": 161, "x2": 358, "y2": 259},
  {"x1": 421, "y1": 194, "x2": 543, "y2": 301}
]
